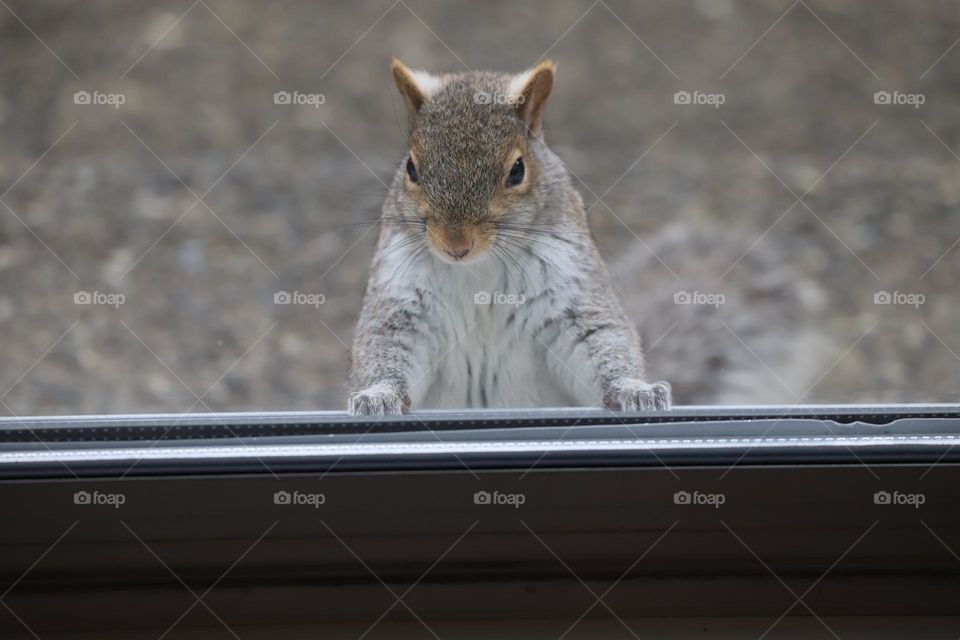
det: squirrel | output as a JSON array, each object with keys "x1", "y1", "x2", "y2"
[
  {"x1": 347, "y1": 60, "x2": 824, "y2": 415},
  {"x1": 347, "y1": 59, "x2": 670, "y2": 416}
]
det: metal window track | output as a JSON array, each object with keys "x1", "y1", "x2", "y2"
[{"x1": 2, "y1": 404, "x2": 959, "y2": 479}]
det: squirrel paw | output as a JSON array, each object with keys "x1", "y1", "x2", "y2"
[
  {"x1": 605, "y1": 378, "x2": 672, "y2": 411},
  {"x1": 347, "y1": 383, "x2": 409, "y2": 416}
]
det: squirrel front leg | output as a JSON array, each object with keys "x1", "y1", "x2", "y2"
[
  {"x1": 545, "y1": 295, "x2": 672, "y2": 411},
  {"x1": 348, "y1": 294, "x2": 436, "y2": 416}
]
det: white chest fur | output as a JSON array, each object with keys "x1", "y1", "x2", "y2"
[{"x1": 377, "y1": 234, "x2": 594, "y2": 408}]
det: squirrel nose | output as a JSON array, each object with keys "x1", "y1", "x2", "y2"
[
  {"x1": 443, "y1": 243, "x2": 473, "y2": 260},
  {"x1": 442, "y1": 239, "x2": 474, "y2": 261}
]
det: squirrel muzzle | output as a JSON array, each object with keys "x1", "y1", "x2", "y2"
[{"x1": 428, "y1": 223, "x2": 486, "y2": 263}]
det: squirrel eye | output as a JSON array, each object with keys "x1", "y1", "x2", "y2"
[
  {"x1": 506, "y1": 157, "x2": 524, "y2": 187},
  {"x1": 406, "y1": 157, "x2": 419, "y2": 183}
]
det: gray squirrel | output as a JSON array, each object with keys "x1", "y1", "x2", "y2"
[{"x1": 347, "y1": 60, "x2": 824, "y2": 415}]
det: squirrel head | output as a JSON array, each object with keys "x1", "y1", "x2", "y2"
[{"x1": 390, "y1": 59, "x2": 557, "y2": 264}]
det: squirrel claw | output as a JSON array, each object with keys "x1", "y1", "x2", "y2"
[
  {"x1": 605, "y1": 378, "x2": 672, "y2": 411},
  {"x1": 348, "y1": 383, "x2": 408, "y2": 416}
]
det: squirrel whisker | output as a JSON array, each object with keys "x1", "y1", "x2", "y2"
[
  {"x1": 490, "y1": 241, "x2": 529, "y2": 291},
  {"x1": 495, "y1": 234, "x2": 561, "y2": 279}
]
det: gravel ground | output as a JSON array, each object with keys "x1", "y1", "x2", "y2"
[{"x1": 1, "y1": 0, "x2": 959, "y2": 414}]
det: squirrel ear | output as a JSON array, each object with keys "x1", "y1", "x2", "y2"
[
  {"x1": 510, "y1": 60, "x2": 556, "y2": 136},
  {"x1": 391, "y1": 58, "x2": 439, "y2": 128}
]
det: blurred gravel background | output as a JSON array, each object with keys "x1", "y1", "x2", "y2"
[{"x1": 1, "y1": 0, "x2": 959, "y2": 414}]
